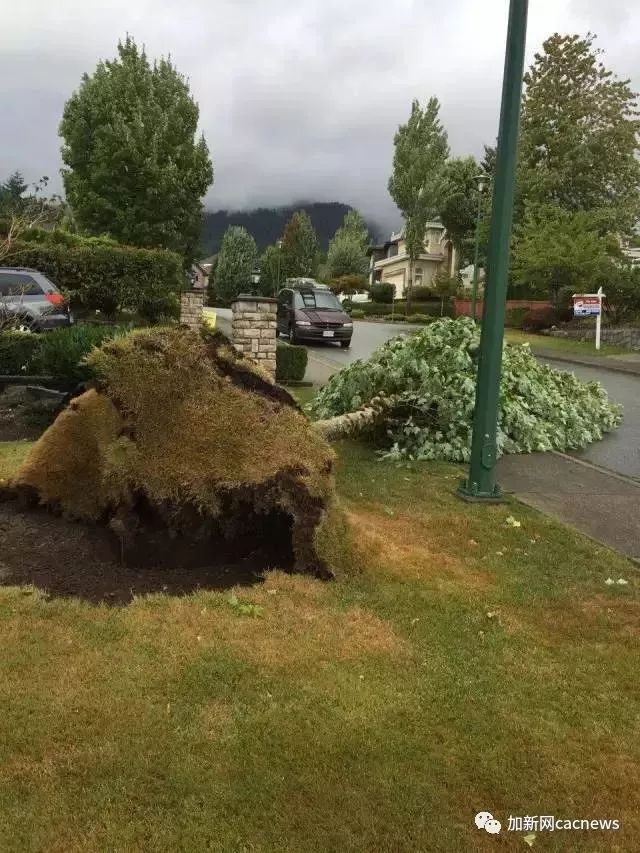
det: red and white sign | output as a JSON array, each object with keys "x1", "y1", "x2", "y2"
[{"x1": 573, "y1": 295, "x2": 601, "y2": 317}]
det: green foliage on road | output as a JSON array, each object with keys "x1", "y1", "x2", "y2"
[
  {"x1": 60, "y1": 36, "x2": 213, "y2": 260},
  {"x1": 310, "y1": 318, "x2": 622, "y2": 461}
]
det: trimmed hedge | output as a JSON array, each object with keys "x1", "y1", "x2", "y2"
[
  {"x1": 370, "y1": 282, "x2": 395, "y2": 304},
  {"x1": 522, "y1": 307, "x2": 560, "y2": 331},
  {"x1": 5, "y1": 237, "x2": 183, "y2": 318},
  {"x1": 276, "y1": 340, "x2": 308, "y2": 382},
  {"x1": 382, "y1": 314, "x2": 407, "y2": 322},
  {"x1": 0, "y1": 325, "x2": 124, "y2": 384},
  {"x1": 0, "y1": 332, "x2": 42, "y2": 374},
  {"x1": 349, "y1": 309, "x2": 365, "y2": 319},
  {"x1": 505, "y1": 307, "x2": 530, "y2": 328},
  {"x1": 410, "y1": 286, "x2": 436, "y2": 302},
  {"x1": 354, "y1": 301, "x2": 451, "y2": 318},
  {"x1": 406, "y1": 314, "x2": 435, "y2": 324}
]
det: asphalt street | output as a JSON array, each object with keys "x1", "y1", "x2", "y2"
[{"x1": 542, "y1": 358, "x2": 640, "y2": 482}]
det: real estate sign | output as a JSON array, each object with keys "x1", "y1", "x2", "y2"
[{"x1": 573, "y1": 295, "x2": 601, "y2": 317}]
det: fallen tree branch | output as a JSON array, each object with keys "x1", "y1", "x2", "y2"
[{"x1": 313, "y1": 394, "x2": 398, "y2": 441}]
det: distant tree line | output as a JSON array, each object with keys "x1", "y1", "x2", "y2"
[{"x1": 389, "y1": 32, "x2": 640, "y2": 320}]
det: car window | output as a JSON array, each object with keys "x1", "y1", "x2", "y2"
[
  {"x1": 0, "y1": 273, "x2": 42, "y2": 297},
  {"x1": 294, "y1": 290, "x2": 342, "y2": 311}
]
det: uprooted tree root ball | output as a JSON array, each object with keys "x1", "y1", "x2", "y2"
[{"x1": 9, "y1": 327, "x2": 350, "y2": 580}]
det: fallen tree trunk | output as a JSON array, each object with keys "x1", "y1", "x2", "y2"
[{"x1": 313, "y1": 395, "x2": 397, "y2": 441}]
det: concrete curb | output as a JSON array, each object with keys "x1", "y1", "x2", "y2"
[{"x1": 530, "y1": 348, "x2": 640, "y2": 377}]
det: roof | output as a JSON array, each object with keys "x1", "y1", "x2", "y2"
[{"x1": 367, "y1": 220, "x2": 447, "y2": 254}]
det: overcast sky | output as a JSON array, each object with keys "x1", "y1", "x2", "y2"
[{"x1": 1, "y1": 0, "x2": 638, "y2": 233}]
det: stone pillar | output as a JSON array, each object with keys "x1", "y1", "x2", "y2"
[
  {"x1": 180, "y1": 288, "x2": 204, "y2": 330},
  {"x1": 231, "y1": 294, "x2": 278, "y2": 378}
]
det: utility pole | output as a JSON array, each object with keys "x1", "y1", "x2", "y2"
[
  {"x1": 471, "y1": 174, "x2": 488, "y2": 321},
  {"x1": 459, "y1": 0, "x2": 529, "y2": 501}
]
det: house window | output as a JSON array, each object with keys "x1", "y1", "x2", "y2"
[
  {"x1": 415, "y1": 275, "x2": 423, "y2": 288},
  {"x1": 387, "y1": 244, "x2": 398, "y2": 258}
]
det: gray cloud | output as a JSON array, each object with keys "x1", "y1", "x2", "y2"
[{"x1": 1, "y1": 0, "x2": 638, "y2": 235}]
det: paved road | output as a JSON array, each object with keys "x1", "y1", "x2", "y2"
[{"x1": 542, "y1": 358, "x2": 640, "y2": 482}]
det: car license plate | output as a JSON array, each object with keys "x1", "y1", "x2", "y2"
[{"x1": 322, "y1": 330, "x2": 334, "y2": 338}]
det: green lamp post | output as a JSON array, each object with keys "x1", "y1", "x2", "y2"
[
  {"x1": 471, "y1": 173, "x2": 489, "y2": 321},
  {"x1": 459, "y1": 0, "x2": 529, "y2": 502}
]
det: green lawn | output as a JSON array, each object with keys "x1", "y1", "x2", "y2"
[
  {"x1": 0, "y1": 440, "x2": 33, "y2": 481},
  {"x1": 506, "y1": 328, "x2": 632, "y2": 357},
  {"x1": 0, "y1": 439, "x2": 638, "y2": 851}
]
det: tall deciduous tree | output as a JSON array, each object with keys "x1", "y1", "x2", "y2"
[
  {"x1": 281, "y1": 210, "x2": 319, "y2": 278},
  {"x1": 326, "y1": 209, "x2": 369, "y2": 281},
  {"x1": 518, "y1": 33, "x2": 640, "y2": 233},
  {"x1": 257, "y1": 244, "x2": 283, "y2": 296},
  {"x1": 512, "y1": 204, "x2": 617, "y2": 303},
  {"x1": 60, "y1": 36, "x2": 213, "y2": 260},
  {"x1": 215, "y1": 226, "x2": 257, "y2": 302},
  {"x1": 439, "y1": 156, "x2": 481, "y2": 267},
  {"x1": 388, "y1": 97, "x2": 449, "y2": 310}
]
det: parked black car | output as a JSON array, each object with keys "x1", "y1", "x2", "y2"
[
  {"x1": 0, "y1": 267, "x2": 73, "y2": 331},
  {"x1": 277, "y1": 280, "x2": 353, "y2": 347}
]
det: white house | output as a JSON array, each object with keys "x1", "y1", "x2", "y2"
[{"x1": 367, "y1": 221, "x2": 457, "y2": 298}]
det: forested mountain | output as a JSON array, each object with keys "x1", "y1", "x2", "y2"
[{"x1": 200, "y1": 202, "x2": 383, "y2": 256}]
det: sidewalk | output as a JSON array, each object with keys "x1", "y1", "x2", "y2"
[{"x1": 497, "y1": 452, "x2": 640, "y2": 561}]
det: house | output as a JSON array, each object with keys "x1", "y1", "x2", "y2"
[
  {"x1": 367, "y1": 221, "x2": 457, "y2": 298},
  {"x1": 190, "y1": 262, "x2": 209, "y2": 291}
]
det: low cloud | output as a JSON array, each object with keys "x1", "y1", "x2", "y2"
[{"x1": 1, "y1": 0, "x2": 638, "y2": 234}]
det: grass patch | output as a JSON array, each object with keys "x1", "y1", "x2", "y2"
[
  {"x1": 0, "y1": 440, "x2": 34, "y2": 481},
  {"x1": 0, "y1": 438, "x2": 638, "y2": 850},
  {"x1": 506, "y1": 328, "x2": 631, "y2": 357}
]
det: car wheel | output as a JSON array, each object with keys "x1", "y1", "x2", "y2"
[{"x1": 340, "y1": 340, "x2": 351, "y2": 349}]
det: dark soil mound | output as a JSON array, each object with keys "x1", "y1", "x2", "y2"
[{"x1": 0, "y1": 502, "x2": 287, "y2": 605}]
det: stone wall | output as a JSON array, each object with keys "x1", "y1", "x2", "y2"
[
  {"x1": 548, "y1": 326, "x2": 640, "y2": 350},
  {"x1": 231, "y1": 295, "x2": 278, "y2": 377},
  {"x1": 180, "y1": 289, "x2": 204, "y2": 330}
]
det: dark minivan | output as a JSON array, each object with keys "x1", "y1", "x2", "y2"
[
  {"x1": 277, "y1": 280, "x2": 353, "y2": 348},
  {"x1": 0, "y1": 267, "x2": 73, "y2": 331}
]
